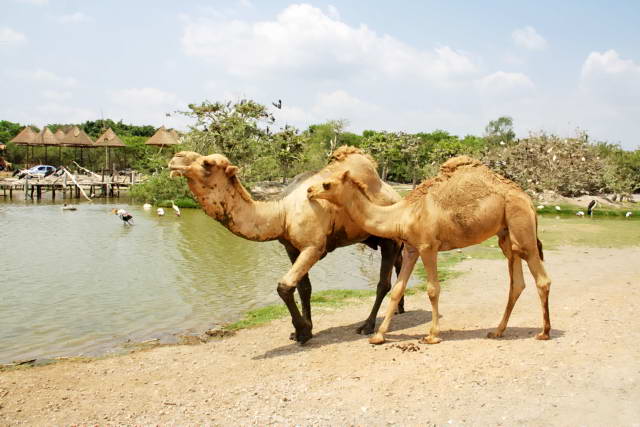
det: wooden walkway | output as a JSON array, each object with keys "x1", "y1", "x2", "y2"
[{"x1": 0, "y1": 173, "x2": 142, "y2": 200}]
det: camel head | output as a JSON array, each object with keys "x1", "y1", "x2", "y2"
[
  {"x1": 307, "y1": 170, "x2": 370, "y2": 204},
  {"x1": 169, "y1": 151, "x2": 239, "y2": 184}
]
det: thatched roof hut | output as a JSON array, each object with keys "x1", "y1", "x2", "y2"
[
  {"x1": 95, "y1": 128, "x2": 125, "y2": 147},
  {"x1": 34, "y1": 128, "x2": 60, "y2": 146},
  {"x1": 145, "y1": 126, "x2": 180, "y2": 146},
  {"x1": 54, "y1": 129, "x2": 66, "y2": 141},
  {"x1": 61, "y1": 126, "x2": 94, "y2": 147},
  {"x1": 9, "y1": 127, "x2": 38, "y2": 146}
]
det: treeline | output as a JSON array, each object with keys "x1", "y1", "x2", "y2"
[{"x1": 2, "y1": 99, "x2": 640, "y2": 203}]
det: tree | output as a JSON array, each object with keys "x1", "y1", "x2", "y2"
[
  {"x1": 272, "y1": 125, "x2": 307, "y2": 183},
  {"x1": 182, "y1": 100, "x2": 274, "y2": 181},
  {"x1": 484, "y1": 116, "x2": 516, "y2": 146}
]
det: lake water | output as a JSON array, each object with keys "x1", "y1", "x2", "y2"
[{"x1": 0, "y1": 199, "x2": 395, "y2": 364}]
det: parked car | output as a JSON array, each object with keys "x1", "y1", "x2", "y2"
[{"x1": 15, "y1": 165, "x2": 57, "y2": 179}]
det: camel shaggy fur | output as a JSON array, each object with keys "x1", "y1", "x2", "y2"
[
  {"x1": 169, "y1": 147, "x2": 403, "y2": 344},
  {"x1": 307, "y1": 155, "x2": 552, "y2": 345}
]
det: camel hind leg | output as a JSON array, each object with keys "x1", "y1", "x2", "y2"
[
  {"x1": 504, "y1": 200, "x2": 552, "y2": 340},
  {"x1": 357, "y1": 239, "x2": 403, "y2": 335},
  {"x1": 488, "y1": 231, "x2": 526, "y2": 339}
]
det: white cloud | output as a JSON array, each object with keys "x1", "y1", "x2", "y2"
[
  {"x1": 42, "y1": 89, "x2": 73, "y2": 101},
  {"x1": 580, "y1": 50, "x2": 640, "y2": 107},
  {"x1": 512, "y1": 26, "x2": 547, "y2": 50},
  {"x1": 181, "y1": 4, "x2": 477, "y2": 86},
  {"x1": 110, "y1": 87, "x2": 178, "y2": 106},
  {"x1": 29, "y1": 69, "x2": 77, "y2": 87},
  {"x1": 0, "y1": 27, "x2": 27, "y2": 45},
  {"x1": 56, "y1": 12, "x2": 93, "y2": 24},
  {"x1": 108, "y1": 87, "x2": 188, "y2": 127},
  {"x1": 35, "y1": 103, "x2": 97, "y2": 124},
  {"x1": 477, "y1": 71, "x2": 534, "y2": 94}
]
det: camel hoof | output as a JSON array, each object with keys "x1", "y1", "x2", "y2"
[
  {"x1": 356, "y1": 323, "x2": 374, "y2": 335},
  {"x1": 369, "y1": 334, "x2": 385, "y2": 345},
  {"x1": 487, "y1": 331, "x2": 503, "y2": 339},
  {"x1": 535, "y1": 332, "x2": 550, "y2": 341},
  {"x1": 289, "y1": 332, "x2": 296, "y2": 341},
  {"x1": 419, "y1": 336, "x2": 442, "y2": 344}
]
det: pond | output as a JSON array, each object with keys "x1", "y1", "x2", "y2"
[
  {"x1": 0, "y1": 199, "x2": 407, "y2": 364},
  {"x1": 1, "y1": 198, "x2": 638, "y2": 364}
]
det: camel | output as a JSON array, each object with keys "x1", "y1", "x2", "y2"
[
  {"x1": 168, "y1": 147, "x2": 404, "y2": 344},
  {"x1": 307, "y1": 155, "x2": 551, "y2": 345}
]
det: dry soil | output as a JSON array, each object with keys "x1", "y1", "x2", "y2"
[{"x1": 1, "y1": 246, "x2": 639, "y2": 426}]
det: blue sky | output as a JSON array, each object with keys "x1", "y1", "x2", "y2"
[{"x1": 1, "y1": 0, "x2": 639, "y2": 149}]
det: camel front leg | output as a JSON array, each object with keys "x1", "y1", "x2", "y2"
[
  {"x1": 277, "y1": 246, "x2": 321, "y2": 344},
  {"x1": 420, "y1": 248, "x2": 442, "y2": 344},
  {"x1": 369, "y1": 245, "x2": 420, "y2": 344}
]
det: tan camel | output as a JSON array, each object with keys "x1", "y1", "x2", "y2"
[
  {"x1": 168, "y1": 147, "x2": 404, "y2": 344},
  {"x1": 307, "y1": 155, "x2": 551, "y2": 345}
]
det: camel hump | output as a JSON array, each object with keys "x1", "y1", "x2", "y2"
[
  {"x1": 439, "y1": 156, "x2": 483, "y2": 174},
  {"x1": 329, "y1": 146, "x2": 376, "y2": 166}
]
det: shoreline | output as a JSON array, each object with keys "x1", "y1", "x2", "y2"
[{"x1": 1, "y1": 245, "x2": 638, "y2": 425}]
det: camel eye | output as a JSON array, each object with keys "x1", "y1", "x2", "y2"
[{"x1": 323, "y1": 182, "x2": 331, "y2": 190}]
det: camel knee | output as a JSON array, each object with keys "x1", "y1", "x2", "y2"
[
  {"x1": 426, "y1": 283, "x2": 439, "y2": 300},
  {"x1": 277, "y1": 281, "x2": 296, "y2": 297},
  {"x1": 536, "y1": 278, "x2": 551, "y2": 294}
]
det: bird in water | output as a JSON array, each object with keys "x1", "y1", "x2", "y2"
[
  {"x1": 554, "y1": 206, "x2": 561, "y2": 211},
  {"x1": 576, "y1": 211, "x2": 585, "y2": 216},
  {"x1": 157, "y1": 207, "x2": 165, "y2": 216},
  {"x1": 171, "y1": 200, "x2": 181, "y2": 217},
  {"x1": 61, "y1": 203, "x2": 77, "y2": 211},
  {"x1": 587, "y1": 200, "x2": 598, "y2": 218},
  {"x1": 536, "y1": 205, "x2": 545, "y2": 210},
  {"x1": 625, "y1": 211, "x2": 632, "y2": 219},
  {"x1": 112, "y1": 208, "x2": 134, "y2": 225},
  {"x1": 143, "y1": 203, "x2": 152, "y2": 210}
]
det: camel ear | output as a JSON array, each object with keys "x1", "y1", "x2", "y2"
[
  {"x1": 225, "y1": 165, "x2": 238, "y2": 177},
  {"x1": 340, "y1": 170, "x2": 350, "y2": 182}
]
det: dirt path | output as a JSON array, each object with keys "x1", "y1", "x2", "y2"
[{"x1": 1, "y1": 246, "x2": 639, "y2": 426}]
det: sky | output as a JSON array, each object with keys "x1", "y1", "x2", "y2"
[{"x1": 1, "y1": 0, "x2": 639, "y2": 149}]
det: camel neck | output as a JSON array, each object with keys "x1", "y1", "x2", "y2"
[
  {"x1": 188, "y1": 178, "x2": 285, "y2": 242},
  {"x1": 340, "y1": 182, "x2": 405, "y2": 240}
]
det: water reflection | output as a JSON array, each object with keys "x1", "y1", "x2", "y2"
[{"x1": 0, "y1": 199, "x2": 401, "y2": 363}]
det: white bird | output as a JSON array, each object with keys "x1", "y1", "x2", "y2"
[
  {"x1": 537, "y1": 205, "x2": 545, "y2": 210},
  {"x1": 157, "y1": 207, "x2": 165, "y2": 216},
  {"x1": 171, "y1": 200, "x2": 181, "y2": 217},
  {"x1": 625, "y1": 211, "x2": 632, "y2": 218},
  {"x1": 555, "y1": 206, "x2": 561, "y2": 211},
  {"x1": 576, "y1": 211, "x2": 585, "y2": 216},
  {"x1": 143, "y1": 203, "x2": 152, "y2": 210}
]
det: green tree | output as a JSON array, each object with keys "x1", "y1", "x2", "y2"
[
  {"x1": 272, "y1": 125, "x2": 307, "y2": 183},
  {"x1": 484, "y1": 116, "x2": 516, "y2": 146}
]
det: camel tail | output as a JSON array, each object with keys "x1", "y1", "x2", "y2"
[
  {"x1": 534, "y1": 213, "x2": 544, "y2": 261},
  {"x1": 537, "y1": 238, "x2": 544, "y2": 261}
]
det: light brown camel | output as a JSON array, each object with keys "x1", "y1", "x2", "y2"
[
  {"x1": 168, "y1": 147, "x2": 404, "y2": 344},
  {"x1": 307, "y1": 155, "x2": 551, "y2": 345}
]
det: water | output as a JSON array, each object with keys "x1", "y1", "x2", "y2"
[{"x1": 0, "y1": 199, "x2": 394, "y2": 363}]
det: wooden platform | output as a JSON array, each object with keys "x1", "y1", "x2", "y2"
[{"x1": 0, "y1": 173, "x2": 143, "y2": 200}]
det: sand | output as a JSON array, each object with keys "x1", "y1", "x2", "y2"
[{"x1": 1, "y1": 246, "x2": 639, "y2": 426}]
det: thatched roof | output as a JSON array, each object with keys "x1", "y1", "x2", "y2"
[
  {"x1": 95, "y1": 128, "x2": 125, "y2": 147},
  {"x1": 145, "y1": 126, "x2": 180, "y2": 146},
  {"x1": 9, "y1": 127, "x2": 38, "y2": 146},
  {"x1": 34, "y1": 128, "x2": 61, "y2": 146},
  {"x1": 61, "y1": 126, "x2": 95, "y2": 147},
  {"x1": 54, "y1": 129, "x2": 66, "y2": 141}
]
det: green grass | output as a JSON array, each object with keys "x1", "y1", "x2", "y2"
[
  {"x1": 536, "y1": 203, "x2": 640, "y2": 218},
  {"x1": 156, "y1": 197, "x2": 199, "y2": 209}
]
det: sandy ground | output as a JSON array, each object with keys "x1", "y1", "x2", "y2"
[{"x1": 1, "y1": 246, "x2": 639, "y2": 426}]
